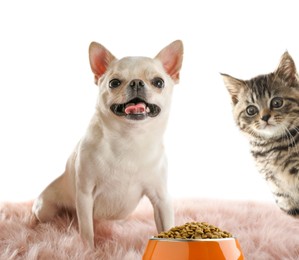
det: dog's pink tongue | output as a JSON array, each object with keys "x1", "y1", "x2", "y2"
[{"x1": 125, "y1": 102, "x2": 146, "y2": 114}]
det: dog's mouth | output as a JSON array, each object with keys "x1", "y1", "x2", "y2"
[{"x1": 110, "y1": 97, "x2": 161, "y2": 120}]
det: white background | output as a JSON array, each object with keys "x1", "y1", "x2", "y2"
[{"x1": 0, "y1": 0, "x2": 298, "y2": 203}]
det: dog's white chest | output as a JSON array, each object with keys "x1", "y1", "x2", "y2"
[
  {"x1": 92, "y1": 175, "x2": 143, "y2": 219},
  {"x1": 103, "y1": 165, "x2": 141, "y2": 218},
  {"x1": 78, "y1": 143, "x2": 153, "y2": 220}
]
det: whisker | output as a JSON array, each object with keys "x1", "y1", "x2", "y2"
[{"x1": 281, "y1": 123, "x2": 299, "y2": 155}]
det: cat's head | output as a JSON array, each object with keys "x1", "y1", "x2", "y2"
[{"x1": 222, "y1": 52, "x2": 299, "y2": 140}]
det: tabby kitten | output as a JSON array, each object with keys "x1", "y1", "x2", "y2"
[{"x1": 222, "y1": 52, "x2": 299, "y2": 217}]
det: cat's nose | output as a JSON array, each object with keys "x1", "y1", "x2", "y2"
[{"x1": 261, "y1": 114, "x2": 271, "y2": 122}]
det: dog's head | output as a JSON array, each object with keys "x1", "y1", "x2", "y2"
[{"x1": 89, "y1": 40, "x2": 183, "y2": 122}]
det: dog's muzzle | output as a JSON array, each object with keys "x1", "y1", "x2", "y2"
[{"x1": 110, "y1": 97, "x2": 161, "y2": 120}]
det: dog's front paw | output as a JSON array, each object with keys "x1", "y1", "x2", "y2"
[{"x1": 80, "y1": 231, "x2": 95, "y2": 249}]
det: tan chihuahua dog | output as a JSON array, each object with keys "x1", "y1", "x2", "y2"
[{"x1": 32, "y1": 40, "x2": 183, "y2": 247}]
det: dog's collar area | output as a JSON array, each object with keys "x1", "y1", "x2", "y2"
[{"x1": 110, "y1": 97, "x2": 161, "y2": 120}]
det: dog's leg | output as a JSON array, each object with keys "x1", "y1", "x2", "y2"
[
  {"x1": 76, "y1": 188, "x2": 95, "y2": 248},
  {"x1": 154, "y1": 197, "x2": 174, "y2": 233},
  {"x1": 32, "y1": 175, "x2": 65, "y2": 222},
  {"x1": 147, "y1": 191, "x2": 174, "y2": 233}
]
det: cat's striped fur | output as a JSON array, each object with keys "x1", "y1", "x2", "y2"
[{"x1": 222, "y1": 52, "x2": 299, "y2": 217}]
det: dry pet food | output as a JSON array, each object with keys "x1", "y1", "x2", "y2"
[{"x1": 155, "y1": 222, "x2": 233, "y2": 239}]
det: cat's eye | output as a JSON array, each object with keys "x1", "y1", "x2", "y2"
[
  {"x1": 246, "y1": 105, "x2": 259, "y2": 116},
  {"x1": 270, "y1": 97, "x2": 283, "y2": 109},
  {"x1": 151, "y1": 77, "x2": 164, "y2": 88},
  {"x1": 109, "y1": 79, "x2": 122, "y2": 88}
]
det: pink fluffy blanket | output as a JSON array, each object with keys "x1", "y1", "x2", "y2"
[{"x1": 0, "y1": 198, "x2": 298, "y2": 260}]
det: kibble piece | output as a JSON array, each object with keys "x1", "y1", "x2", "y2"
[{"x1": 154, "y1": 222, "x2": 233, "y2": 239}]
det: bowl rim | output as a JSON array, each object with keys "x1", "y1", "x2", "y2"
[{"x1": 149, "y1": 236, "x2": 237, "y2": 242}]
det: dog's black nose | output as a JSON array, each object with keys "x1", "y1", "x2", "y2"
[{"x1": 129, "y1": 79, "x2": 145, "y2": 90}]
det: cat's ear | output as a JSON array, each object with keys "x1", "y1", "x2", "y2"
[
  {"x1": 221, "y1": 73, "x2": 246, "y2": 105},
  {"x1": 275, "y1": 51, "x2": 298, "y2": 85}
]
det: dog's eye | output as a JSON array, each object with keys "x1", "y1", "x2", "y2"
[
  {"x1": 151, "y1": 77, "x2": 164, "y2": 89},
  {"x1": 109, "y1": 79, "x2": 122, "y2": 88}
]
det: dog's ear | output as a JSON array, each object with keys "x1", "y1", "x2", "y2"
[
  {"x1": 155, "y1": 40, "x2": 183, "y2": 83},
  {"x1": 89, "y1": 42, "x2": 116, "y2": 84}
]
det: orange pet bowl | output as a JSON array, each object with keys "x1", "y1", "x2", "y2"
[{"x1": 143, "y1": 237, "x2": 244, "y2": 260}]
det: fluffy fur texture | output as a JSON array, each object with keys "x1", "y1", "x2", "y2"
[
  {"x1": 222, "y1": 52, "x2": 299, "y2": 216},
  {"x1": 1, "y1": 198, "x2": 299, "y2": 260}
]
